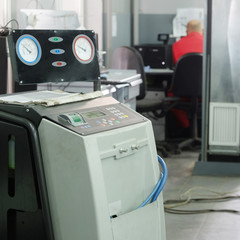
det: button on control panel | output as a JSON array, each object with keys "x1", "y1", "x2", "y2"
[
  {"x1": 50, "y1": 49, "x2": 65, "y2": 55},
  {"x1": 57, "y1": 103, "x2": 145, "y2": 135},
  {"x1": 105, "y1": 107, "x2": 129, "y2": 119}
]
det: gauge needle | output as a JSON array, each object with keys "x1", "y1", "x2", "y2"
[
  {"x1": 78, "y1": 46, "x2": 86, "y2": 52},
  {"x1": 22, "y1": 44, "x2": 31, "y2": 54}
]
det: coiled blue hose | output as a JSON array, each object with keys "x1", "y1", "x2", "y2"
[{"x1": 137, "y1": 155, "x2": 168, "y2": 208}]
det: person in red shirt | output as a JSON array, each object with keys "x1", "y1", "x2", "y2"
[
  {"x1": 172, "y1": 19, "x2": 204, "y2": 65},
  {"x1": 169, "y1": 19, "x2": 204, "y2": 128}
]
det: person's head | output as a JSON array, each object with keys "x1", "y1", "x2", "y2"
[{"x1": 186, "y1": 19, "x2": 203, "y2": 35}]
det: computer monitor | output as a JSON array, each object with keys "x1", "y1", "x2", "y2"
[{"x1": 134, "y1": 44, "x2": 173, "y2": 69}]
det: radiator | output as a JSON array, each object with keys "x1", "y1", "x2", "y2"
[{"x1": 209, "y1": 102, "x2": 240, "y2": 148}]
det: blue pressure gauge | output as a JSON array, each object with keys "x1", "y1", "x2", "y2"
[{"x1": 16, "y1": 34, "x2": 42, "y2": 66}]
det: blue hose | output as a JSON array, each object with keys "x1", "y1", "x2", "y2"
[
  {"x1": 151, "y1": 155, "x2": 168, "y2": 202},
  {"x1": 137, "y1": 155, "x2": 168, "y2": 208}
]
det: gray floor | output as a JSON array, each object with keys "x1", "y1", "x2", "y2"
[{"x1": 160, "y1": 150, "x2": 240, "y2": 240}]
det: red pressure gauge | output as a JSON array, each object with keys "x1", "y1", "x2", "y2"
[{"x1": 72, "y1": 34, "x2": 95, "y2": 64}]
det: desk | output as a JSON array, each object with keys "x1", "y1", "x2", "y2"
[
  {"x1": 145, "y1": 68, "x2": 174, "y2": 91},
  {"x1": 142, "y1": 68, "x2": 174, "y2": 142},
  {"x1": 144, "y1": 68, "x2": 174, "y2": 75}
]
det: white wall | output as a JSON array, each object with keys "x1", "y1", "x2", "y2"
[
  {"x1": 14, "y1": 0, "x2": 56, "y2": 20},
  {"x1": 58, "y1": 0, "x2": 84, "y2": 27},
  {"x1": 2, "y1": 0, "x2": 84, "y2": 28},
  {"x1": 139, "y1": 0, "x2": 206, "y2": 14},
  {"x1": 0, "y1": 0, "x2": 6, "y2": 25},
  {"x1": 0, "y1": 0, "x2": 103, "y2": 49},
  {"x1": 112, "y1": 1, "x2": 130, "y2": 13},
  {"x1": 85, "y1": 0, "x2": 103, "y2": 49}
]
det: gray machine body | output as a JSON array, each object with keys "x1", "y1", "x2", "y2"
[
  {"x1": 4, "y1": 28, "x2": 166, "y2": 239},
  {"x1": 36, "y1": 96, "x2": 166, "y2": 240}
]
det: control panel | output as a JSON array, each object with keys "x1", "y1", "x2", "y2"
[
  {"x1": 55, "y1": 103, "x2": 145, "y2": 135},
  {"x1": 8, "y1": 29, "x2": 100, "y2": 84}
]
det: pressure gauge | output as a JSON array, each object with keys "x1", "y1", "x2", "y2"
[
  {"x1": 72, "y1": 34, "x2": 95, "y2": 64},
  {"x1": 16, "y1": 34, "x2": 42, "y2": 66}
]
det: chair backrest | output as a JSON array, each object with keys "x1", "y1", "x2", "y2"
[
  {"x1": 111, "y1": 46, "x2": 146, "y2": 100},
  {"x1": 171, "y1": 53, "x2": 203, "y2": 98}
]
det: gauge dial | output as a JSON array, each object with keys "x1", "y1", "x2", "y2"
[
  {"x1": 16, "y1": 34, "x2": 42, "y2": 66},
  {"x1": 72, "y1": 34, "x2": 95, "y2": 64}
]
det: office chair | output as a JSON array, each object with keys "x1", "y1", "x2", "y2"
[
  {"x1": 136, "y1": 52, "x2": 202, "y2": 154},
  {"x1": 159, "y1": 52, "x2": 203, "y2": 152},
  {"x1": 111, "y1": 46, "x2": 166, "y2": 110},
  {"x1": 111, "y1": 46, "x2": 147, "y2": 100}
]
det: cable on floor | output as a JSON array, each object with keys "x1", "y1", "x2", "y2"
[
  {"x1": 165, "y1": 208, "x2": 240, "y2": 215},
  {"x1": 164, "y1": 186, "x2": 240, "y2": 215}
]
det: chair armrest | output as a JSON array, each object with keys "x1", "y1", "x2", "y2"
[
  {"x1": 152, "y1": 96, "x2": 181, "y2": 118},
  {"x1": 162, "y1": 96, "x2": 180, "y2": 102}
]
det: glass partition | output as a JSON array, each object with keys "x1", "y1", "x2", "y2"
[{"x1": 210, "y1": 0, "x2": 240, "y2": 103}]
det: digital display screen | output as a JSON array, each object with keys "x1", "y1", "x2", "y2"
[
  {"x1": 81, "y1": 111, "x2": 106, "y2": 119},
  {"x1": 157, "y1": 34, "x2": 169, "y2": 43},
  {"x1": 160, "y1": 35, "x2": 167, "y2": 40},
  {"x1": 69, "y1": 113, "x2": 84, "y2": 123}
]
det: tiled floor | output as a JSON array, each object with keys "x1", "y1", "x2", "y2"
[{"x1": 160, "y1": 150, "x2": 240, "y2": 240}]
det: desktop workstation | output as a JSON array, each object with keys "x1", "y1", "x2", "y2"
[
  {"x1": 134, "y1": 43, "x2": 174, "y2": 91},
  {"x1": 132, "y1": 42, "x2": 174, "y2": 143},
  {"x1": 131, "y1": 38, "x2": 202, "y2": 151}
]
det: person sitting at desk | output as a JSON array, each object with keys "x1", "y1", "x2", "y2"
[
  {"x1": 172, "y1": 19, "x2": 204, "y2": 65},
  {"x1": 169, "y1": 19, "x2": 203, "y2": 128}
]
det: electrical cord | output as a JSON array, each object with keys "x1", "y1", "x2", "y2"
[
  {"x1": 165, "y1": 195, "x2": 240, "y2": 205},
  {"x1": 0, "y1": 19, "x2": 19, "y2": 37},
  {"x1": 180, "y1": 186, "x2": 238, "y2": 199},
  {"x1": 164, "y1": 186, "x2": 240, "y2": 215},
  {"x1": 165, "y1": 208, "x2": 240, "y2": 215},
  {"x1": 137, "y1": 155, "x2": 168, "y2": 209}
]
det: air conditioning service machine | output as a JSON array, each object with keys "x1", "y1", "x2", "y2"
[{"x1": 0, "y1": 30, "x2": 167, "y2": 240}]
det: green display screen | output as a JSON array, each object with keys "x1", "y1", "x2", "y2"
[
  {"x1": 81, "y1": 111, "x2": 106, "y2": 119},
  {"x1": 70, "y1": 114, "x2": 83, "y2": 123}
]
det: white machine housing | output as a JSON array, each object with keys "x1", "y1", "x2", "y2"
[{"x1": 37, "y1": 96, "x2": 166, "y2": 240}]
